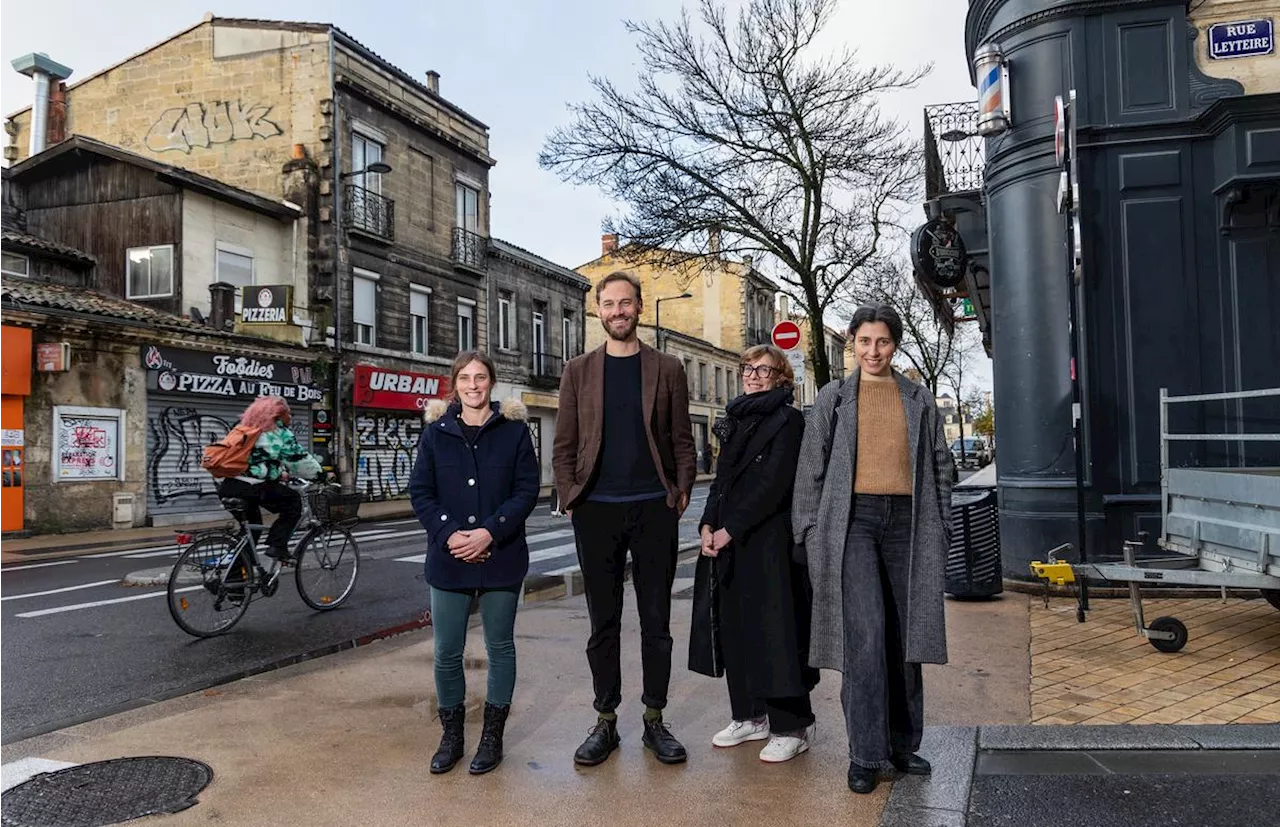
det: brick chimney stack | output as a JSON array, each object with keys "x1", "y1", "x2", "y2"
[{"x1": 601, "y1": 233, "x2": 619, "y2": 256}]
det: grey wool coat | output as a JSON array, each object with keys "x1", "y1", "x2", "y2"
[{"x1": 791, "y1": 370, "x2": 955, "y2": 667}]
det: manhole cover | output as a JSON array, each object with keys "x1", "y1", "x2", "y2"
[{"x1": 1, "y1": 756, "x2": 212, "y2": 827}]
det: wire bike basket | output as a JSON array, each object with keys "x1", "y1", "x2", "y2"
[{"x1": 308, "y1": 489, "x2": 364, "y2": 524}]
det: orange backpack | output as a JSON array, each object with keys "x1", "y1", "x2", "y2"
[{"x1": 201, "y1": 424, "x2": 263, "y2": 478}]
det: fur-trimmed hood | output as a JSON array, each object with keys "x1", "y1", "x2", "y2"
[{"x1": 423, "y1": 397, "x2": 528, "y2": 424}]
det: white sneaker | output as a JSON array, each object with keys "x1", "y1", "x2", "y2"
[
  {"x1": 711, "y1": 717, "x2": 770, "y2": 748},
  {"x1": 759, "y1": 730, "x2": 811, "y2": 763}
]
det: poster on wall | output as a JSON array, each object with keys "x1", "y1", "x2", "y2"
[{"x1": 53, "y1": 406, "x2": 124, "y2": 481}]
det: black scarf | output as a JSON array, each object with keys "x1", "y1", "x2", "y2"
[{"x1": 713, "y1": 386, "x2": 794, "y2": 469}]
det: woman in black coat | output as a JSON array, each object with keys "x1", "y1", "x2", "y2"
[
  {"x1": 690, "y1": 344, "x2": 817, "y2": 763},
  {"x1": 409, "y1": 351, "x2": 539, "y2": 777}
]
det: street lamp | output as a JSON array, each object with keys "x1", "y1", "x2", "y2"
[
  {"x1": 654, "y1": 292, "x2": 693, "y2": 352},
  {"x1": 940, "y1": 129, "x2": 977, "y2": 143},
  {"x1": 340, "y1": 161, "x2": 393, "y2": 179}
]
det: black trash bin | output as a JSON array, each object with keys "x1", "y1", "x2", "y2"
[{"x1": 945, "y1": 488, "x2": 1003, "y2": 598}]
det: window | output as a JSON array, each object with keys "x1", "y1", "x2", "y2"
[
  {"x1": 684, "y1": 357, "x2": 694, "y2": 393},
  {"x1": 216, "y1": 244, "x2": 254, "y2": 311},
  {"x1": 2, "y1": 251, "x2": 29, "y2": 278},
  {"x1": 497, "y1": 290, "x2": 513, "y2": 350},
  {"x1": 532, "y1": 304, "x2": 546, "y2": 373},
  {"x1": 455, "y1": 182, "x2": 480, "y2": 232},
  {"x1": 698, "y1": 362, "x2": 708, "y2": 400},
  {"x1": 410, "y1": 286, "x2": 431, "y2": 355},
  {"x1": 562, "y1": 309, "x2": 575, "y2": 359},
  {"x1": 126, "y1": 245, "x2": 174, "y2": 299},
  {"x1": 351, "y1": 131, "x2": 385, "y2": 195},
  {"x1": 353, "y1": 270, "x2": 378, "y2": 346},
  {"x1": 715, "y1": 367, "x2": 724, "y2": 402},
  {"x1": 457, "y1": 299, "x2": 475, "y2": 350}
]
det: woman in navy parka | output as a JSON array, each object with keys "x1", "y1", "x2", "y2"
[{"x1": 409, "y1": 350, "x2": 539, "y2": 776}]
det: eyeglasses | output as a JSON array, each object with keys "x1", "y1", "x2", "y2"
[{"x1": 740, "y1": 364, "x2": 779, "y2": 379}]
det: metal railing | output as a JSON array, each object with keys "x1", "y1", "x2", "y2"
[
  {"x1": 924, "y1": 101, "x2": 985, "y2": 199},
  {"x1": 530, "y1": 350, "x2": 563, "y2": 389},
  {"x1": 451, "y1": 227, "x2": 487, "y2": 272},
  {"x1": 344, "y1": 185, "x2": 395, "y2": 241}
]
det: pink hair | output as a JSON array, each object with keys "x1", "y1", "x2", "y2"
[{"x1": 240, "y1": 396, "x2": 290, "y2": 431}]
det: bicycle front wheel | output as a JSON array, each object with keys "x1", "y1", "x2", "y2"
[
  {"x1": 295, "y1": 525, "x2": 360, "y2": 610},
  {"x1": 168, "y1": 534, "x2": 252, "y2": 638}
]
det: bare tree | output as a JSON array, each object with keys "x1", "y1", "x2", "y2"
[{"x1": 540, "y1": 0, "x2": 926, "y2": 386}]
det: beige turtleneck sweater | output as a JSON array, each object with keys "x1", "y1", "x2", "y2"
[{"x1": 853, "y1": 372, "x2": 912, "y2": 495}]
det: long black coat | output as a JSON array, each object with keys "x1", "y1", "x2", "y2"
[{"x1": 689, "y1": 402, "x2": 817, "y2": 699}]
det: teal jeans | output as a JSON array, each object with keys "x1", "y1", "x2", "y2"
[{"x1": 430, "y1": 585, "x2": 520, "y2": 708}]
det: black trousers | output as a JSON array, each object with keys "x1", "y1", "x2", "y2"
[
  {"x1": 725, "y1": 663, "x2": 814, "y2": 734},
  {"x1": 572, "y1": 498, "x2": 679, "y2": 713},
  {"x1": 218, "y1": 478, "x2": 302, "y2": 554}
]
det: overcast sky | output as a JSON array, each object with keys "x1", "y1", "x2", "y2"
[{"x1": 2, "y1": 0, "x2": 988, "y2": 389}]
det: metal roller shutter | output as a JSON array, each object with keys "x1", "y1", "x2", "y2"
[
  {"x1": 355, "y1": 409, "x2": 422, "y2": 501},
  {"x1": 145, "y1": 395, "x2": 311, "y2": 522}
]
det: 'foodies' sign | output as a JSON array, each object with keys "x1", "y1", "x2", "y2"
[
  {"x1": 354, "y1": 364, "x2": 451, "y2": 411},
  {"x1": 141, "y1": 345, "x2": 324, "y2": 402}
]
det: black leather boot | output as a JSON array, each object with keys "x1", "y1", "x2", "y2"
[
  {"x1": 573, "y1": 716, "x2": 620, "y2": 766},
  {"x1": 468, "y1": 703, "x2": 510, "y2": 775},
  {"x1": 848, "y1": 762, "x2": 878, "y2": 794},
  {"x1": 891, "y1": 752, "x2": 932, "y2": 775},
  {"x1": 641, "y1": 716, "x2": 687, "y2": 764},
  {"x1": 430, "y1": 704, "x2": 465, "y2": 774}
]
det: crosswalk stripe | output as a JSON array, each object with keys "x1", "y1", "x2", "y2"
[
  {"x1": 395, "y1": 554, "x2": 425, "y2": 564},
  {"x1": 1, "y1": 579, "x2": 120, "y2": 602},
  {"x1": 542, "y1": 564, "x2": 579, "y2": 577},
  {"x1": 528, "y1": 543, "x2": 576, "y2": 563}
]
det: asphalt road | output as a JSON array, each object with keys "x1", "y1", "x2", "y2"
[{"x1": 0, "y1": 484, "x2": 710, "y2": 744}]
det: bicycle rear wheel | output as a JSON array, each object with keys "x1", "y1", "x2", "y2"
[
  {"x1": 295, "y1": 524, "x2": 360, "y2": 610},
  {"x1": 168, "y1": 534, "x2": 253, "y2": 638}
]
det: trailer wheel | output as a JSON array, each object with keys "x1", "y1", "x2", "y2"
[
  {"x1": 1148, "y1": 617, "x2": 1188, "y2": 653},
  {"x1": 1263, "y1": 590, "x2": 1280, "y2": 612}
]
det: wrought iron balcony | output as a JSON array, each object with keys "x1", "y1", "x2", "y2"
[
  {"x1": 451, "y1": 227, "x2": 487, "y2": 272},
  {"x1": 924, "y1": 101, "x2": 985, "y2": 199},
  {"x1": 529, "y1": 350, "x2": 563, "y2": 389},
  {"x1": 344, "y1": 184, "x2": 395, "y2": 241}
]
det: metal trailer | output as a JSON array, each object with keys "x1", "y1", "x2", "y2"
[{"x1": 1032, "y1": 386, "x2": 1280, "y2": 653}]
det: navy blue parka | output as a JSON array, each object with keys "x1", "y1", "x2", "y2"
[{"x1": 409, "y1": 397, "x2": 539, "y2": 590}]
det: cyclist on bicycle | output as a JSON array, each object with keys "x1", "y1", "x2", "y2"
[{"x1": 219, "y1": 395, "x2": 323, "y2": 561}]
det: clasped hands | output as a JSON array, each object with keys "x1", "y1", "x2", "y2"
[
  {"x1": 699, "y1": 526, "x2": 732, "y2": 557},
  {"x1": 447, "y1": 528, "x2": 494, "y2": 563}
]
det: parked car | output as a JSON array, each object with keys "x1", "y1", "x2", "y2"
[{"x1": 951, "y1": 436, "x2": 991, "y2": 469}]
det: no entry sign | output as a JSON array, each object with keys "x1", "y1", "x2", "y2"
[{"x1": 771, "y1": 320, "x2": 802, "y2": 351}]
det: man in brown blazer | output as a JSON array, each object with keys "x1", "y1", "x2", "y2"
[{"x1": 553, "y1": 270, "x2": 696, "y2": 767}]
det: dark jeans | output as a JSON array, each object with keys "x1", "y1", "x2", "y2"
[
  {"x1": 429, "y1": 585, "x2": 520, "y2": 708},
  {"x1": 218, "y1": 478, "x2": 301, "y2": 554},
  {"x1": 841, "y1": 494, "x2": 924, "y2": 769},
  {"x1": 572, "y1": 498, "x2": 679, "y2": 713},
  {"x1": 725, "y1": 665, "x2": 814, "y2": 734}
]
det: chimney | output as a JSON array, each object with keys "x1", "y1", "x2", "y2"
[
  {"x1": 47, "y1": 82, "x2": 68, "y2": 145},
  {"x1": 209, "y1": 282, "x2": 236, "y2": 331},
  {"x1": 11, "y1": 53, "x2": 73, "y2": 156},
  {"x1": 601, "y1": 233, "x2": 619, "y2": 256},
  {"x1": 425, "y1": 70, "x2": 440, "y2": 95},
  {"x1": 742, "y1": 254, "x2": 753, "y2": 270},
  {"x1": 778, "y1": 295, "x2": 790, "y2": 319},
  {"x1": 708, "y1": 227, "x2": 722, "y2": 256}
]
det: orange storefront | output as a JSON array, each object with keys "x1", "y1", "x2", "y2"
[{"x1": 2, "y1": 326, "x2": 32, "y2": 532}]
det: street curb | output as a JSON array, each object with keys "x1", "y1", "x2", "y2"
[{"x1": 1, "y1": 611, "x2": 435, "y2": 747}]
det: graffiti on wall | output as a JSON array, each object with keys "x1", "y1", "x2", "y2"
[
  {"x1": 148, "y1": 407, "x2": 233, "y2": 504},
  {"x1": 55, "y1": 415, "x2": 121, "y2": 480},
  {"x1": 355, "y1": 413, "x2": 422, "y2": 501},
  {"x1": 145, "y1": 101, "x2": 283, "y2": 154}
]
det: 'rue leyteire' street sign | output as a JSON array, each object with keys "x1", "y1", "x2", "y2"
[{"x1": 1208, "y1": 19, "x2": 1273, "y2": 60}]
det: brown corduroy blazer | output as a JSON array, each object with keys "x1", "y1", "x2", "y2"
[{"x1": 552, "y1": 341, "x2": 696, "y2": 511}]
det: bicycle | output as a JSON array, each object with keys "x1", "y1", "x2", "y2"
[{"x1": 166, "y1": 480, "x2": 363, "y2": 638}]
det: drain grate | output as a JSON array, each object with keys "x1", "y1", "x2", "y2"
[{"x1": 1, "y1": 756, "x2": 212, "y2": 827}]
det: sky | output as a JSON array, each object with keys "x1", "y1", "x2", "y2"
[{"x1": 1, "y1": 0, "x2": 988, "y2": 389}]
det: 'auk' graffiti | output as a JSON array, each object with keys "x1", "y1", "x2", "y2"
[{"x1": 145, "y1": 101, "x2": 283, "y2": 154}]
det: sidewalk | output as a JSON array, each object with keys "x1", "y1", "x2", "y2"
[{"x1": 0, "y1": 588, "x2": 1031, "y2": 827}]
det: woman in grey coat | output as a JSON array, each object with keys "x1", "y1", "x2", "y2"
[{"x1": 792, "y1": 304, "x2": 954, "y2": 794}]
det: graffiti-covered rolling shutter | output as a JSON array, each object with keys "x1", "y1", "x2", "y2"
[
  {"x1": 355, "y1": 410, "x2": 423, "y2": 501},
  {"x1": 145, "y1": 396, "x2": 311, "y2": 519}
]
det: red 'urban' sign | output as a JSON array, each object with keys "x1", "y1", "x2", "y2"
[
  {"x1": 353, "y1": 364, "x2": 451, "y2": 411},
  {"x1": 771, "y1": 320, "x2": 802, "y2": 351}
]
